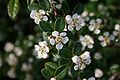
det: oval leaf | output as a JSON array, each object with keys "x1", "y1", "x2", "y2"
[
  {"x1": 7, "y1": 0, "x2": 20, "y2": 19},
  {"x1": 72, "y1": 3, "x2": 84, "y2": 15},
  {"x1": 39, "y1": 21, "x2": 53, "y2": 32},
  {"x1": 73, "y1": 42, "x2": 82, "y2": 55},
  {"x1": 59, "y1": 47, "x2": 72, "y2": 59},
  {"x1": 45, "y1": 62, "x2": 58, "y2": 71},
  {"x1": 54, "y1": 17, "x2": 65, "y2": 32},
  {"x1": 55, "y1": 65, "x2": 68, "y2": 79},
  {"x1": 41, "y1": 68, "x2": 53, "y2": 79}
]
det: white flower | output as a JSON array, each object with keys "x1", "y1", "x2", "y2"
[
  {"x1": 30, "y1": 10, "x2": 48, "y2": 24},
  {"x1": 95, "y1": 68, "x2": 103, "y2": 78},
  {"x1": 72, "y1": 51, "x2": 91, "y2": 70},
  {"x1": 4, "y1": 42, "x2": 14, "y2": 52},
  {"x1": 98, "y1": 32, "x2": 115, "y2": 47},
  {"x1": 79, "y1": 35, "x2": 94, "y2": 49},
  {"x1": 14, "y1": 47, "x2": 23, "y2": 57},
  {"x1": 21, "y1": 63, "x2": 32, "y2": 72},
  {"x1": 48, "y1": 31, "x2": 69, "y2": 50},
  {"x1": 34, "y1": 41, "x2": 49, "y2": 59},
  {"x1": 94, "y1": 52, "x2": 102, "y2": 60},
  {"x1": 65, "y1": 13, "x2": 85, "y2": 31},
  {"x1": 7, "y1": 67, "x2": 16, "y2": 78},
  {"x1": 50, "y1": 77, "x2": 57, "y2": 80},
  {"x1": 88, "y1": 19, "x2": 103, "y2": 34},
  {"x1": 6, "y1": 53, "x2": 18, "y2": 66}
]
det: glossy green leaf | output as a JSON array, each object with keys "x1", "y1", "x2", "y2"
[
  {"x1": 41, "y1": 68, "x2": 53, "y2": 79},
  {"x1": 73, "y1": 42, "x2": 82, "y2": 55},
  {"x1": 59, "y1": 47, "x2": 72, "y2": 59},
  {"x1": 39, "y1": 21, "x2": 53, "y2": 32},
  {"x1": 54, "y1": 17, "x2": 65, "y2": 32},
  {"x1": 72, "y1": 3, "x2": 84, "y2": 15},
  {"x1": 55, "y1": 65, "x2": 68, "y2": 79},
  {"x1": 28, "y1": 3, "x2": 40, "y2": 11},
  {"x1": 62, "y1": 0, "x2": 70, "y2": 15},
  {"x1": 45, "y1": 62, "x2": 58, "y2": 71},
  {"x1": 7, "y1": 0, "x2": 20, "y2": 19},
  {"x1": 39, "y1": 0, "x2": 50, "y2": 10}
]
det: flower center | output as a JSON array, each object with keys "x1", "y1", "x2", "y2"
[
  {"x1": 35, "y1": 13, "x2": 43, "y2": 20},
  {"x1": 55, "y1": 36, "x2": 62, "y2": 43},
  {"x1": 72, "y1": 19, "x2": 79, "y2": 26},
  {"x1": 104, "y1": 37, "x2": 110, "y2": 44},
  {"x1": 39, "y1": 46, "x2": 46, "y2": 53}
]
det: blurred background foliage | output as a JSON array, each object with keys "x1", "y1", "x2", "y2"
[{"x1": 0, "y1": 0, "x2": 120, "y2": 80}]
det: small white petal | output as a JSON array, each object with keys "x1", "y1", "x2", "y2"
[
  {"x1": 39, "y1": 10, "x2": 45, "y2": 15},
  {"x1": 45, "y1": 46, "x2": 49, "y2": 53},
  {"x1": 113, "y1": 31, "x2": 118, "y2": 36},
  {"x1": 72, "y1": 55, "x2": 81, "y2": 64},
  {"x1": 56, "y1": 43, "x2": 63, "y2": 50},
  {"x1": 34, "y1": 19, "x2": 40, "y2": 24},
  {"x1": 62, "y1": 37, "x2": 69, "y2": 44},
  {"x1": 72, "y1": 13, "x2": 78, "y2": 19},
  {"x1": 98, "y1": 36, "x2": 104, "y2": 41},
  {"x1": 30, "y1": 10, "x2": 36, "y2": 19},
  {"x1": 42, "y1": 53, "x2": 49, "y2": 59},
  {"x1": 34, "y1": 45, "x2": 40, "y2": 51},
  {"x1": 55, "y1": 4, "x2": 62, "y2": 9},
  {"x1": 115, "y1": 24, "x2": 120, "y2": 30},
  {"x1": 101, "y1": 42, "x2": 107, "y2": 47},
  {"x1": 88, "y1": 44, "x2": 93, "y2": 49},
  {"x1": 95, "y1": 68, "x2": 103, "y2": 78},
  {"x1": 103, "y1": 32, "x2": 109, "y2": 37},
  {"x1": 96, "y1": 18, "x2": 102, "y2": 24},
  {"x1": 74, "y1": 65, "x2": 79, "y2": 71},
  {"x1": 42, "y1": 41, "x2": 48, "y2": 46},
  {"x1": 68, "y1": 25, "x2": 74, "y2": 31},
  {"x1": 89, "y1": 25, "x2": 95, "y2": 31},
  {"x1": 60, "y1": 32, "x2": 67, "y2": 36},
  {"x1": 52, "y1": 31, "x2": 59, "y2": 37},
  {"x1": 88, "y1": 77, "x2": 96, "y2": 80},
  {"x1": 42, "y1": 16, "x2": 48, "y2": 21},
  {"x1": 50, "y1": 38, "x2": 55, "y2": 45},
  {"x1": 94, "y1": 29, "x2": 100, "y2": 34},
  {"x1": 90, "y1": 19, "x2": 95, "y2": 24},
  {"x1": 110, "y1": 35, "x2": 115, "y2": 41},
  {"x1": 79, "y1": 63, "x2": 86, "y2": 70},
  {"x1": 65, "y1": 15, "x2": 72, "y2": 24},
  {"x1": 76, "y1": 25, "x2": 81, "y2": 30}
]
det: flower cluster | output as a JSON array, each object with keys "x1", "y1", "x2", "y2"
[
  {"x1": 79, "y1": 35, "x2": 94, "y2": 49},
  {"x1": 30, "y1": 10, "x2": 48, "y2": 24},
  {"x1": 65, "y1": 13, "x2": 86, "y2": 31},
  {"x1": 72, "y1": 51, "x2": 91, "y2": 70},
  {"x1": 48, "y1": 31, "x2": 69, "y2": 50},
  {"x1": 34, "y1": 41, "x2": 49, "y2": 59},
  {"x1": 98, "y1": 32, "x2": 115, "y2": 47},
  {"x1": 88, "y1": 19, "x2": 103, "y2": 34}
]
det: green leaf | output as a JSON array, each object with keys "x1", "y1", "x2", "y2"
[
  {"x1": 59, "y1": 47, "x2": 72, "y2": 59},
  {"x1": 28, "y1": 3, "x2": 40, "y2": 11},
  {"x1": 41, "y1": 68, "x2": 53, "y2": 79},
  {"x1": 55, "y1": 65, "x2": 68, "y2": 79},
  {"x1": 62, "y1": 0, "x2": 70, "y2": 15},
  {"x1": 54, "y1": 17, "x2": 65, "y2": 32},
  {"x1": 45, "y1": 62, "x2": 58, "y2": 71},
  {"x1": 39, "y1": 0, "x2": 50, "y2": 10},
  {"x1": 58, "y1": 58, "x2": 70, "y2": 65},
  {"x1": 73, "y1": 42, "x2": 82, "y2": 55},
  {"x1": 72, "y1": 3, "x2": 84, "y2": 15},
  {"x1": 27, "y1": 0, "x2": 35, "y2": 5},
  {"x1": 39, "y1": 21, "x2": 53, "y2": 32},
  {"x1": 7, "y1": 0, "x2": 20, "y2": 19}
]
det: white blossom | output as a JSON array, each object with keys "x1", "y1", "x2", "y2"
[
  {"x1": 4, "y1": 42, "x2": 14, "y2": 52},
  {"x1": 34, "y1": 41, "x2": 49, "y2": 59},
  {"x1": 98, "y1": 32, "x2": 115, "y2": 47},
  {"x1": 65, "y1": 13, "x2": 85, "y2": 31},
  {"x1": 95, "y1": 68, "x2": 103, "y2": 78},
  {"x1": 79, "y1": 35, "x2": 94, "y2": 49},
  {"x1": 30, "y1": 10, "x2": 48, "y2": 24},
  {"x1": 88, "y1": 19, "x2": 103, "y2": 34},
  {"x1": 6, "y1": 53, "x2": 18, "y2": 66},
  {"x1": 48, "y1": 31, "x2": 69, "y2": 50},
  {"x1": 72, "y1": 51, "x2": 91, "y2": 70},
  {"x1": 94, "y1": 52, "x2": 102, "y2": 60},
  {"x1": 14, "y1": 47, "x2": 23, "y2": 56},
  {"x1": 7, "y1": 67, "x2": 16, "y2": 78},
  {"x1": 21, "y1": 63, "x2": 32, "y2": 72}
]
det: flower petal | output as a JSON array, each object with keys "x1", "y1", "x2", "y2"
[
  {"x1": 52, "y1": 31, "x2": 59, "y2": 37},
  {"x1": 62, "y1": 37, "x2": 69, "y2": 44},
  {"x1": 68, "y1": 25, "x2": 74, "y2": 31},
  {"x1": 60, "y1": 32, "x2": 67, "y2": 37},
  {"x1": 30, "y1": 10, "x2": 36, "y2": 19},
  {"x1": 56, "y1": 43, "x2": 63, "y2": 50},
  {"x1": 50, "y1": 38, "x2": 55, "y2": 45},
  {"x1": 42, "y1": 16, "x2": 48, "y2": 21}
]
